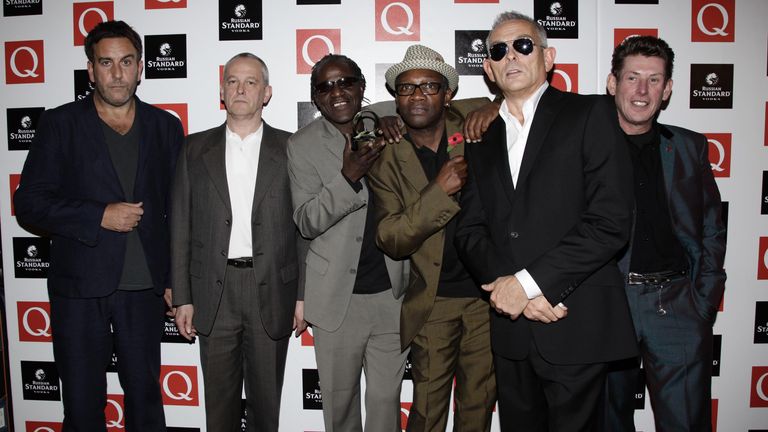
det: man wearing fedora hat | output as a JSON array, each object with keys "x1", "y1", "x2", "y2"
[{"x1": 367, "y1": 44, "x2": 496, "y2": 432}]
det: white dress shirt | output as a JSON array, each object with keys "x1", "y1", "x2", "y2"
[
  {"x1": 225, "y1": 124, "x2": 263, "y2": 259},
  {"x1": 498, "y1": 82, "x2": 548, "y2": 300}
]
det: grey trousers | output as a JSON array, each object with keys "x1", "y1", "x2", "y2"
[
  {"x1": 599, "y1": 276, "x2": 714, "y2": 432},
  {"x1": 199, "y1": 265, "x2": 289, "y2": 432},
  {"x1": 313, "y1": 289, "x2": 409, "y2": 432}
]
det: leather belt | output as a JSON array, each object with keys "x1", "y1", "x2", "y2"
[
  {"x1": 627, "y1": 269, "x2": 687, "y2": 285},
  {"x1": 227, "y1": 257, "x2": 253, "y2": 268}
]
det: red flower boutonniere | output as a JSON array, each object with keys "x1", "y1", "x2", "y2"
[{"x1": 447, "y1": 132, "x2": 464, "y2": 153}]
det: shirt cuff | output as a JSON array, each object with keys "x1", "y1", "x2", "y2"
[
  {"x1": 342, "y1": 172, "x2": 363, "y2": 193},
  {"x1": 515, "y1": 269, "x2": 543, "y2": 299}
]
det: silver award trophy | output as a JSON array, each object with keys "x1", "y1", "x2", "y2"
[{"x1": 351, "y1": 110, "x2": 381, "y2": 151}]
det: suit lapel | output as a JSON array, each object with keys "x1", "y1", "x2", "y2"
[
  {"x1": 396, "y1": 136, "x2": 429, "y2": 195},
  {"x1": 659, "y1": 125, "x2": 677, "y2": 200},
  {"x1": 516, "y1": 87, "x2": 561, "y2": 189},
  {"x1": 319, "y1": 118, "x2": 344, "y2": 163},
  {"x1": 251, "y1": 123, "x2": 279, "y2": 214},
  {"x1": 486, "y1": 117, "x2": 516, "y2": 204},
  {"x1": 134, "y1": 98, "x2": 151, "y2": 199},
  {"x1": 83, "y1": 96, "x2": 125, "y2": 198},
  {"x1": 202, "y1": 124, "x2": 232, "y2": 211},
  {"x1": 445, "y1": 107, "x2": 465, "y2": 158}
]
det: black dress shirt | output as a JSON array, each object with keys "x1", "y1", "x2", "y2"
[{"x1": 626, "y1": 124, "x2": 687, "y2": 273}]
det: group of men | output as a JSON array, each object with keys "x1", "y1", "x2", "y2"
[{"x1": 13, "y1": 9, "x2": 725, "y2": 432}]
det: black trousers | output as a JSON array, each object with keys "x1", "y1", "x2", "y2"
[
  {"x1": 495, "y1": 338, "x2": 607, "y2": 432},
  {"x1": 50, "y1": 288, "x2": 166, "y2": 432}
]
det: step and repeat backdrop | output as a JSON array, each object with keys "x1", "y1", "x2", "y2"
[{"x1": 1, "y1": 0, "x2": 767, "y2": 431}]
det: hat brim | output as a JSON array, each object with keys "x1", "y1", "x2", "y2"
[{"x1": 385, "y1": 60, "x2": 459, "y2": 94}]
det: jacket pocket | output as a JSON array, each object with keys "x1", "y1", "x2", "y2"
[
  {"x1": 189, "y1": 260, "x2": 203, "y2": 278},
  {"x1": 306, "y1": 249, "x2": 329, "y2": 275},
  {"x1": 281, "y1": 262, "x2": 298, "y2": 283}
]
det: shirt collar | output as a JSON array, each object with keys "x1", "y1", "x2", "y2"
[
  {"x1": 225, "y1": 123, "x2": 263, "y2": 143},
  {"x1": 498, "y1": 82, "x2": 549, "y2": 126}
]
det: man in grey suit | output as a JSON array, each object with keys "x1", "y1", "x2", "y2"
[
  {"x1": 171, "y1": 52, "x2": 306, "y2": 432},
  {"x1": 287, "y1": 54, "x2": 409, "y2": 431}
]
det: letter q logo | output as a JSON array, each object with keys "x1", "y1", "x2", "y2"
[
  {"x1": 612, "y1": 28, "x2": 658, "y2": 49},
  {"x1": 400, "y1": 402, "x2": 412, "y2": 430},
  {"x1": 750, "y1": 366, "x2": 768, "y2": 407},
  {"x1": 25, "y1": 421, "x2": 62, "y2": 432},
  {"x1": 300, "y1": 326, "x2": 315, "y2": 346},
  {"x1": 758, "y1": 237, "x2": 768, "y2": 280},
  {"x1": 705, "y1": 133, "x2": 731, "y2": 178},
  {"x1": 296, "y1": 29, "x2": 340, "y2": 74},
  {"x1": 104, "y1": 394, "x2": 125, "y2": 430},
  {"x1": 17, "y1": 302, "x2": 52, "y2": 342},
  {"x1": 160, "y1": 365, "x2": 199, "y2": 406},
  {"x1": 550, "y1": 64, "x2": 578, "y2": 94},
  {"x1": 5, "y1": 40, "x2": 45, "y2": 84},
  {"x1": 376, "y1": 0, "x2": 420, "y2": 41},
  {"x1": 692, "y1": 0, "x2": 734, "y2": 42},
  {"x1": 73, "y1": 2, "x2": 114, "y2": 46},
  {"x1": 153, "y1": 103, "x2": 189, "y2": 136},
  {"x1": 145, "y1": 0, "x2": 187, "y2": 9},
  {"x1": 10, "y1": 173, "x2": 21, "y2": 216}
]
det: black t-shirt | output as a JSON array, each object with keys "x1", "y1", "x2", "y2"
[
  {"x1": 408, "y1": 133, "x2": 479, "y2": 298},
  {"x1": 343, "y1": 174, "x2": 392, "y2": 295}
]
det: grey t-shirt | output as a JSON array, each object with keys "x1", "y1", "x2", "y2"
[{"x1": 101, "y1": 119, "x2": 154, "y2": 291}]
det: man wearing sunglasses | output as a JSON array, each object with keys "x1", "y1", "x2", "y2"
[
  {"x1": 596, "y1": 36, "x2": 726, "y2": 432},
  {"x1": 366, "y1": 44, "x2": 496, "y2": 432},
  {"x1": 287, "y1": 54, "x2": 410, "y2": 432},
  {"x1": 454, "y1": 11, "x2": 637, "y2": 431}
]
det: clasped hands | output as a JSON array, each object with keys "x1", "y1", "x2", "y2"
[{"x1": 482, "y1": 275, "x2": 568, "y2": 323}]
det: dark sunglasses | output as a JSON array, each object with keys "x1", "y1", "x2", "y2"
[
  {"x1": 394, "y1": 82, "x2": 443, "y2": 96},
  {"x1": 488, "y1": 38, "x2": 539, "y2": 61},
  {"x1": 314, "y1": 76, "x2": 361, "y2": 94}
]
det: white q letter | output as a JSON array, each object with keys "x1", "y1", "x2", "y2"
[
  {"x1": 163, "y1": 370, "x2": 193, "y2": 401},
  {"x1": 756, "y1": 372, "x2": 768, "y2": 402},
  {"x1": 553, "y1": 69, "x2": 573, "y2": 92},
  {"x1": 381, "y1": 2, "x2": 415, "y2": 36},
  {"x1": 697, "y1": 3, "x2": 729, "y2": 36},
  {"x1": 78, "y1": 8, "x2": 109, "y2": 38},
  {"x1": 23, "y1": 306, "x2": 51, "y2": 337},
  {"x1": 301, "y1": 35, "x2": 335, "y2": 68},
  {"x1": 708, "y1": 138, "x2": 725, "y2": 172},
  {"x1": 10, "y1": 46, "x2": 39, "y2": 78},
  {"x1": 105, "y1": 399, "x2": 124, "y2": 429}
]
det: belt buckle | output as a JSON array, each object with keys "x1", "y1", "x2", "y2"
[{"x1": 627, "y1": 272, "x2": 644, "y2": 285}]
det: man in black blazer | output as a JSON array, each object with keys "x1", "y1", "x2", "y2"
[
  {"x1": 14, "y1": 21, "x2": 183, "y2": 431},
  {"x1": 597, "y1": 36, "x2": 727, "y2": 432},
  {"x1": 171, "y1": 53, "x2": 306, "y2": 432},
  {"x1": 454, "y1": 11, "x2": 638, "y2": 431}
]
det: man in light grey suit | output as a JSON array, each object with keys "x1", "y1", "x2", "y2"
[
  {"x1": 171, "y1": 53, "x2": 306, "y2": 432},
  {"x1": 287, "y1": 54, "x2": 409, "y2": 432}
]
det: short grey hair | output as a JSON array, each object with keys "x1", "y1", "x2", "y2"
[
  {"x1": 486, "y1": 11, "x2": 548, "y2": 55},
  {"x1": 222, "y1": 52, "x2": 269, "y2": 85}
]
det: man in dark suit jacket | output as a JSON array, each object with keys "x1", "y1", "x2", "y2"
[
  {"x1": 171, "y1": 53, "x2": 305, "y2": 432},
  {"x1": 14, "y1": 21, "x2": 183, "y2": 431},
  {"x1": 454, "y1": 11, "x2": 638, "y2": 431},
  {"x1": 597, "y1": 36, "x2": 727, "y2": 432}
]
